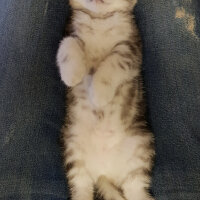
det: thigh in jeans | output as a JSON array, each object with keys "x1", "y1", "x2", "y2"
[
  {"x1": 0, "y1": 0, "x2": 70, "y2": 199},
  {"x1": 135, "y1": 0, "x2": 200, "y2": 199}
]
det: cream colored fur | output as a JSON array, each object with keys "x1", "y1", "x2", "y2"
[{"x1": 57, "y1": 0, "x2": 155, "y2": 200}]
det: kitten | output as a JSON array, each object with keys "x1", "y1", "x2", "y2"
[{"x1": 57, "y1": 0, "x2": 155, "y2": 200}]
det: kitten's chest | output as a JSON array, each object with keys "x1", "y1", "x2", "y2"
[
  {"x1": 74, "y1": 14, "x2": 130, "y2": 68},
  {"x1": 82, "y1": 24, "x2": 117, "y2": 66}
]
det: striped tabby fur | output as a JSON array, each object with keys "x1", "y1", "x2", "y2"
[{"x1": 57, "y1": 0, "x2": 155, "y2": 200}]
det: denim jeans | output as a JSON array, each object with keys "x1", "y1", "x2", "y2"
[{"x1": 0, "y1": 0, "x2": 200, "y2": 200}]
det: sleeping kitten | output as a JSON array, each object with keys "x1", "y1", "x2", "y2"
[{"x1": 57, "y1": 0, "x2": 155, "y2": 200}]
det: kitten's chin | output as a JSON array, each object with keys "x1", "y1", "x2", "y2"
[{"x1": 70, "y1": 0, "x2": 134, "y2": 17}]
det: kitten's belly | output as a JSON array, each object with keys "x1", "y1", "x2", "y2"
[
  {"x1": 70, "y1": 83, "x2": 146, "y2": 183},
  {"x1": 76, "y1": 125, "x2": 142, "y2": 183}
]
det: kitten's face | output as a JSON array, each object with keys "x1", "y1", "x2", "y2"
[{"x1": 70, "y1": 0, "x2": 137, "y2": 15}]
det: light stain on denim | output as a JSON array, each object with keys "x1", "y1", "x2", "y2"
[{"x1": 175, "y1": 7, "x2": 199, "y2": 39}]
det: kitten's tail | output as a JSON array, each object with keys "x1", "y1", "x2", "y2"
[{"x1": 96, "y1": 176, "x2": 126, "y2": 200}]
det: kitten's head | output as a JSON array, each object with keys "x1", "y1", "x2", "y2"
[{"x1": 70, "y1": 0, "x2": 137, "y2": 15}]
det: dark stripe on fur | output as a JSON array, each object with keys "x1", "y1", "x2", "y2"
[{"x1": 94, "y1": 186, "x2": 105, "y2": 200}]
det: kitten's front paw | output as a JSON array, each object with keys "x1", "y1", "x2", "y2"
[
  {"x1": 57, "y1": 37, "x2": 86, "y2": 87},
  {"x1": 58, "y1": 58, "x2": 86, "y2": 87},
  {"x1": 89, "y1": 77, "x2": 115, "y2": 108}
]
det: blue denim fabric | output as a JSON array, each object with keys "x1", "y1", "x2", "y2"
[
  {"x1": 135, "y1": 0, "x2": 200, "y2": 199},
  {"x1": 0, "y1": 1, "x2": 69, "y2": 199},
  {"x1": 0, "y1": 0, "x2": 200, "y2": 200}
]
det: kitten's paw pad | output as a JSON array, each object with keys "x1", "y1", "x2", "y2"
[{"x1": 89, "y1": 79, "x2": 115, "y2": 108}]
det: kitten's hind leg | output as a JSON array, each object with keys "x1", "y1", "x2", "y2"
[
  {"x1": 121, "y1": 169, "x2": 154, "y2": 200},
  {"x1": 96, "y1": 176, "x2": 125, "y2": 200},
  {"x1": 67, "y1": 165, "x2": 93, "y2": 200}
]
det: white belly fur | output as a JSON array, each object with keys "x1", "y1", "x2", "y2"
[{"x1": 68, "y1": 82, "x2": 147, "y2": 184}]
